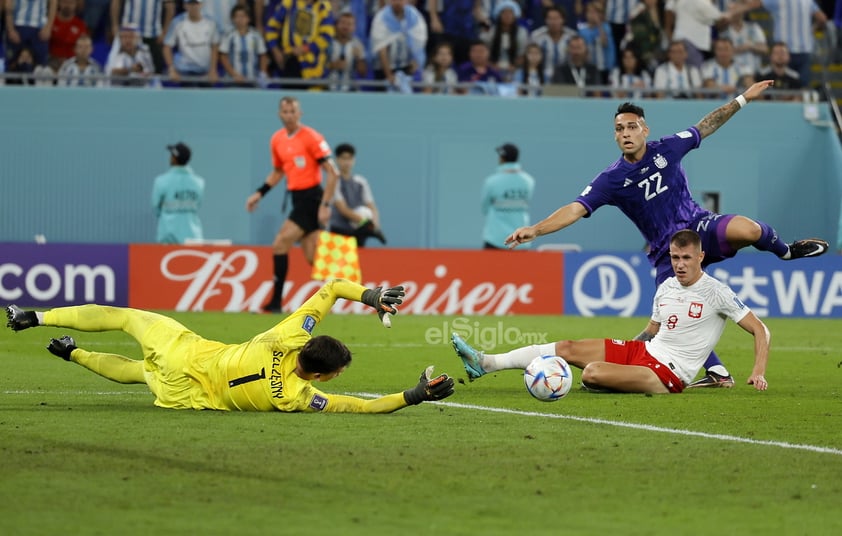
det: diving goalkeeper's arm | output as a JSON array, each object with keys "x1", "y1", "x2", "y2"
[
  {"x1": 280, "y1": 279, "x2": 405, "y2": 329},
  {"x1": 321, "y1": 366, "x2": 455, "y2": 413}
]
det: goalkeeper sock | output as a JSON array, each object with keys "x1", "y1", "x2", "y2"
[
  {"x1": 482, "y1": 343, "x2": 556, "y2": 372},
  {"x1": 71, "y1": 349, "x2": 146, "y2": 384}
]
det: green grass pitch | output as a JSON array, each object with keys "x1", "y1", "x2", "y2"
[{"x1": 1, "y1": 312, "x2": 841, "y2": 535}]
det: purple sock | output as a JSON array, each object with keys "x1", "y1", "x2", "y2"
[{"x1": 754, "y1": 221, "x2": 789, "y2": 257}]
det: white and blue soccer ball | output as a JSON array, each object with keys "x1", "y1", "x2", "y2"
[
  {"x1": 352, "y1": 206, "x2": 374, "y2": 228},
  {"x1": 524, "y1": 355, "x2": 573, "y2": 401}
]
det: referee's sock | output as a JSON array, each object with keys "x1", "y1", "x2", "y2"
[{"x1": 264, "y1": 254, "x2": 289, "y2": 311}]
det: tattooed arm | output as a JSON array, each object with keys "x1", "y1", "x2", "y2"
[
  {"x1": 695, "y1": 80, "x2": 774, "y2": 139},
  {"x1": 633, "y1": 320, "x2": 660, "y2": 342}
]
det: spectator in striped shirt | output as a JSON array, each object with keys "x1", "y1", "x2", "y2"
[
  {"x1": 370, "y1": 0, "x2": 427, "y2": 92},
  {"x1": 4, "y1": 0, "x2": 57, "y2": 68},
  {"x1": 325, "y1": 11, "x2": 367, "y2": 91},
  {"x1": 743, "y1": 0, "x2": 829, "y2": 88},
  {"x1": 110, "y1": 0, "x2": 176, "y2": 73},
  {"x1": 701, "y1": 36, "x2": 752, "y2": 97},
  {"x1": 528, "y1": 6, "x2": 578, "y2": 81},
  {"x1": 577, "y1": 0, "x2": 616, "y2": 84},
  {"x1": 512, "y1": 41, "x2": 545, "y2": 96},
  {"x1": 105, "y1": 23, "x2": 155, "y2": 85},
  {"x1": 603, "y1": 0, "x2": 637, "y2": 62},
  {"x1": 609, "y1": 45, "x2": 652, "y2": 99},
  {"x1": 219, "y1": 4, "x2": 268, "y2": 87},
  {"x1": 57, "y1": 33, "x2": 103, "y2": 86},
  {"x1": 422, "y1": 40, "x2": 459, "y2": 94},
  {"x1": 720, "y1": 3, "x2": 768, "y2": 77},
  {"x1": 653, "y1": 39, "x2": 702, "y2": 98}
]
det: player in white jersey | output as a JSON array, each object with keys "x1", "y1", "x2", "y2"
[{"x1": 451, "y1": 229, "x2": 770, "y2": 394}]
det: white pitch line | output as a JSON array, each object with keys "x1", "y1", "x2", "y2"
[
  {"x1": 6, "y1": 388, "x2": 840, "y2": 457},
  {"x1": 350, "y1": 392, "x2": 842, "y2": 457}
]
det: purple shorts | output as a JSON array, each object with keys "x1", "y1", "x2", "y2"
[{"x1": 655, "y1": 213, "x2": 737, "y2": 285}]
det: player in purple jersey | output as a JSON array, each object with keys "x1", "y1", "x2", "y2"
[{"x1": 506, "y1": 79, "x2": 828, "y2": 388}]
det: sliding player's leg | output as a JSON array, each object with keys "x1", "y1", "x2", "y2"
[{"x1": 47, "y1": 335, "x2": 146, "y2": 384}]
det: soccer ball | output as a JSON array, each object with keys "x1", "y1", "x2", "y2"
[
  {"x1": 524, "y1": 355, "x2": 573, "y2": 401},
  {"x1": 352, "y1": 206, "x2": 374, "y2": 228}
]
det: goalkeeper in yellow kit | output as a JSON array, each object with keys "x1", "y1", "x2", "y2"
[{"x1": 5, "y1": 280, "x2": 454, "y2": 413}]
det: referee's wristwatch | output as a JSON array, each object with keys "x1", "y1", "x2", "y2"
[{"x1": 321, "y1": 201, "x2": 332, "y2": 207}]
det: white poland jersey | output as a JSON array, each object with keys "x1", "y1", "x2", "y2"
[{"x1": 645, "y1": 272, "x2": 750, "y2": 385}]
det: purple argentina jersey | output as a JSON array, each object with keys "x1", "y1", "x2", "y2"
[{"x1": 576, "y1": 126, "x2": 711, "y2": 267}]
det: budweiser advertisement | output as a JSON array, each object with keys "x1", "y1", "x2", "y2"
[{"x1": 128, "y1": 244, "x2": 565, "y2": 315}]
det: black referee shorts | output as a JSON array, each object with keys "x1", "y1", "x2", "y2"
[{"x1": 288, "y1": 186, "x2": 323, "y2": 234}]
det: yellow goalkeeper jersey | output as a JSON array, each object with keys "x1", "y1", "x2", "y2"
[
  {"x1": 43, "y1": 280, "x2": 408, "y2": 413},
  {"x1": 149, "y1": 279, "x2": 407, "y2": 413}
]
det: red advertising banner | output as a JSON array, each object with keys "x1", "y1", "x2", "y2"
[{"x1": 128, "y1": 245, "x2": 564, "y2": 315}]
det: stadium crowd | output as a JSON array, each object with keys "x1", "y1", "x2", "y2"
[{"x1": 0, "y1": 0, "x2": 839, "y2": 98}]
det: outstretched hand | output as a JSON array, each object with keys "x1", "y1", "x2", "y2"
[
  {"x1": 742, "y1": 80, "x2": 774, "y2": 102},
  {"x1": 403, "y1": 366, "x2": 455, "y2": 405},
  {"x1": 361, "y1": 286, "x2": 405, "y2": 327},
  {"x1": 505, "y1": 226, "x2": 537, "y2": 249}
]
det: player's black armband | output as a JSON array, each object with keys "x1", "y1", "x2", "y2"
[{"x1": 256, "y1": 183, "x2": 272, "y2": 197}]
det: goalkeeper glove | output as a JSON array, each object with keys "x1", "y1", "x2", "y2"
[
  {"x1": 403, "y1": 366, "x2": 455, "y2": 405},
  {"x1": 361, "y1": 285, "x2": 405, "y2": 322}
]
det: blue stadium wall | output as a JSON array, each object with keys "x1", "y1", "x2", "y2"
[{"x1": 1, "y1": 86, "x2": 840, "y2": 250}]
